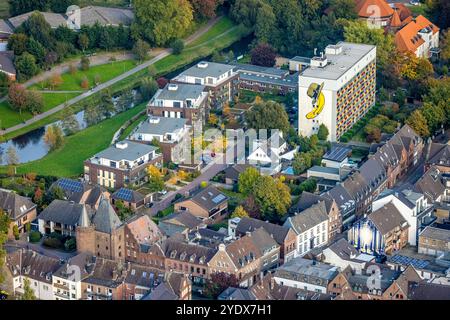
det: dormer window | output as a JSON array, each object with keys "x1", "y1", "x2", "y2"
[
  {"x1": 189, "y1": 254, "x2": 196, "y2": 263},
  {"x1": 170, "y1": 250, "x2": 177, "y2": 259}
]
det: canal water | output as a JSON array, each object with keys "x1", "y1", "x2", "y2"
[{"x1": 0, "y1": 35, "x2": 253, "y2": 166}]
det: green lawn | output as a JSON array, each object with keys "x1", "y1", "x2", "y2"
[
  {"x1": 186, "y1": 17, "x2": 236, "y2": 49},
  {"x1": 0, "y1": 92, "x2": 79, "y2": 130},
  {"x1": 119, "y1": 113, "x2": 147, "y2": 140},
  {"x1": 0, "y1": 103, "x2": 147, "y2": 177},
  {"x1": 31, "y1": 60, "x2": 138, "y2": 91}
]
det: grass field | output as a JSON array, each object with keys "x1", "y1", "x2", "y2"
[
  {"x1": 0, "y1": 92, "x2": 80, "y2": 130},
  {"x1": 119, "y1": 113, "x2": 147, "y2": 140},
  {"x1": 31, "y1": 60, "x2": 138, "y2": 91},
  {"x1": 186, "y1": 17, "x2": 236, "y2": 49},
  {"x1": 0, "y1": 103, "x2": 147, "y2": 177}
]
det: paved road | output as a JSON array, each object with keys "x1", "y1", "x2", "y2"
[
  {"x1": 5, "y1": 240, "x2": 76, "y2": 260},
  {"x1": 0, "y1": 17, "x2": 222, "y2": 137}
]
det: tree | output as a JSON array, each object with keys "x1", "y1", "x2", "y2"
[
  {"x1": 115, "y1": 200, "x2": 133, "y2": 221},
  {"x1": 51, "y1": 186, "x2": 65, "y2": 200},
  {"x1": 147, "y1": 165, "x2": 165, "y2": 192},
  {"x1": 99, "y1": 89, "x2": 115, "y2": 118},
  {"x1": 0, "y1": 72, "x2": 10, "y2": 97},
  {"x1": 21, "y1": 278, "x2": 36, "y2": 300},
  {"x1": 140, "y1": 77, "x2": 159, "y2": 100},
  {"x1": 83, "y1": 102, "x2": 102, "y2": 126},
  {"x1": 44, "y1": 51, "x2": 58, "y2": 68},
  {"x1": 254, "y1": 3, "x2": 276, "y2": 43},
  {"x1": 205, "y1": 272, "x2": 238, "y2": 298},
  {"x1": 69, "y1": 63, "x2": 77, "y2": 75},
  {"x1": 238, "y1": 167, "x2": 260, "y2": 195},
  {"x1": 21, "y1": 12, "x2": 53, "y2": 48},
  {"x1": 250, "y1": 43, "x2": 276, "y2": 67},
  {"x1": 25, "y1": 90, "x2": 44, "y2": 114},
  {"x1": 80, "y1": 56, "x2": 90, "y2": 71},
  {"x1": 132, "y1": 39, "x2": 150, "y2": 61},
  {"x1": 13, "y1": 224, "x2": 19, "y2": 240},
  {"x1": 7, "y1": 33, "x2": 28, "y2": 55},
  {"x1": 231, "y1": 205, "x2": 249, "y2": 218},
  {"x1": 0, "y1": 209, "x2": 10, "y2": 284},
  {"x1": 25, "y1": 37, "x2": 46, "y2": 65},
  {"x1": 8, "y1": 83, "x2": 28, "y2": 113},
  {"x1": 242, "y1": 195, "x2": 261, "y2": 219},
  {"x1": 157, "y1": 77, "x2": 168, "y2": 88},
  {"x1": 253, "y1": 176, "x2": 291, "y2": 222},
  {"x1": 44, "y1": 124, "x2": 65, "y2": 151},
  {"x1": 60, "y1": 109, "x2": 80, "y2": 136},
  {"x1": 246, "y1": 100, "x2": 290, "y2": 135},
  {"x1": 80, "y1": 76, "x2": 89, "y2": 89},
  {"x1": 133, "y1": 0, "x2": 194, "y2": 46},
  {"x1": 50, "y1": 73, "x2": 63, "y2": 90},
  {"x1": 317, "y1": 124, "x2": 329, "y2": 141},
  {"x1": 15, "y1": 52, "x2": 39, "y2": 80},
  {"x1": 406, "y1": 110, "x2": 430, "y2": 137},
  {"x1": 6, "y1": 146, "x2": 19, "y2": 165},
  {"x1": 189, "y1": 0, "x2": 222, "y2": 20},
  {"x1": 420, "y1": 102, "x2": 446, "y2": 134},
  {"x1": 78, "y1": 33, "x2": 90, "y2": 52},
  {"x1": 208, "y1": 113, "x2": 219, "y2": 126},
  {"x1": 171, "y1": 38, "x2": 184, "y2": 55}
]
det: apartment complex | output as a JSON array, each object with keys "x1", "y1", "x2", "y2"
[{"x1": 298, "y1": 42, "x2": 376, "y2": 141}]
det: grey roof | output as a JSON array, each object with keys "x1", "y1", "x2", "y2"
[
  {"x1": 427, "y1": 142, "x2": 450, "y2": 167},
  {"x1": 368, "y1": 202, "x2": 409, "y2": 235},
  {"x1": 300, "y1": 42, "x2": 376, "y2": 80},
  {"x1": 144, "y1": 282, "x2": 178, "y2": 300},
  {"x1": 53, "y1": 253, "x2": 96, "y2": 280},
  {"x1": 0, "y1": 188, "x2": 36, "y2": 220},
  {"x1": 0, "y1": 51, "x2": 16, "y2": 75},
  {"x1": 326, "y1": 238, "x2": 365, "y2": 263},
  {"x1": 79, "y1": 6, "x2": 134, "y2": 27},
  {"x1": 408, "y1": 282, "x2": 450, "y2": 300},
  {"x1": 154, "y1": 83, "x2": 205, "y2": 101},
  {"x1": 176, "y1": 61, "x2": 234, "y2": 79},
  {"x1": 223, "y1": 164, "x2": 252, "y2": 181},
  {"x1": 161, "y1": 211, "x2": 203, "y2": 230},
  {"x1": 134, "y1": 116, "x2": 187, "y2": 136},
  {"x1": 83, "y1": 257, "x2": 126, "y2": 288},
  {"x1": 38, "y1": 199, "x2": 90, "y2": 226},
  {"x1": 8, "y1": 11, "x2": 67, "y2": 29},
  {"x1": 290, "y1": 56, "x2": 311, "y2": 64},
  {"x1": 347, "y1": 267, "x2": 400, "y2": 293},
  {"x1": 325, "y1": 184, "x2": 354, "y2": 208},
  {"x1": 285, "y1": 201, "x2": 328, "y2": 234},
  {"x1": 232, "y1": 63, "x2": 299, "y2": 88},
  {"x1": 161, "y1": 238, "x2": 216, "y2": 264},
  {"x1": 415, "y1": 166, "x2": 446, "y2": 202},
  {"x1": 419, "y1": 226, "x2": 450, "y2": 242},
  {"x1": 237, "y1": 71, "x2": 299, "y2": 88},
  {"x1": 189, "y1": 185, "x2": 228, "y2": 212},
  {"x1": 291, "y1": 191, "x2": 333, "y2": 214},
  {"x1": 93, "y1": 140, "x2": 156, "y2": 162},
  {"x1": 92, "y1": 196, "x2": 122, "y2": 233},
  {"x1": 0, "y1": 19, "x2": 13, "y2": 35},
  {"x1": 232, "y1": 63, "x2": 288, "y2": 77},
  {"x1": 358, "y1": 158, "x2": 386, "y2": 189},
  {"x1": 274, "y1": 257, "x2": 338, "y2": 283},
  {"x1": 322, "y1": 146, "x2": 351, "y2": 162},
  {"x1": 236, "y1": 217, "x2": 291, "y2": 245},
  {"x1": 308, "y1": 165, "x2": 340, "y2": 175},
  {"x1": 219, "y1": 287, "x2": 256, "y2": 300}
]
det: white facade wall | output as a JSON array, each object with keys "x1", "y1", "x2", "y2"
[
  {"x1": 291, "y1": 221, "x2": 328, "y2": 257},
  {"x1": 14, "y1": 276, "x2": 54, "y2": 300},
  {"x1": 273, "y1": 276, "x2": 327, "y2": 293}
]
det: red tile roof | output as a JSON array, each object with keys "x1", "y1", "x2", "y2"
[
  {"x1": 395, "y1": 15, "x2": 439, "y2": 53},
  {"x1": 356, "y1": 0, "x2": 394, "y2": 18}
]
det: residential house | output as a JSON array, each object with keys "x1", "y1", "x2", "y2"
[
  {"x1": 0, "y1": 20, "x2": 14, "y2": 50},
  {"x1": 147, "y1": 83, "x2": 208, "y2": 125},
  {"x1": 327, "y1": 265, "x2": 401, "y2": 300},
  {"x1": 372, "y1": 187, "x2": 434, "y2": 246},
  {"x1": 4, "y1": 247, "x2": 61, "y2": 300},
  {"x1": 223, "y1": 164, "x2": 251, "y2": 185},
  {"x1": 50, "y1": 178, "x2": 110, "y2": 210},
  {"x1": 355, "y1": 0, "x2": 395, "y2": 28},
  {"x1": 382, "y1": 265, "x2": 422, "y2": 300},
  {"x1": 0, "y1": 51, "x2": 16, "y2": 80},
  {"x1": 0, "y1": 188, "x2": 37, "y2": 239},
  {"x1": 52, "y1": 252, "x2": 96, "y2": 300},
  {"x1": 130, "y1": 116, "x2": 190, "y2": 163},
  {"x1": 187, "y1": 228, "x2": 228, "y2": 248},
  {"x1": 284, "y1": 201, "x2": 329, "y2": 257},
  {"x1": 395, "y1": 15, "x2": 440, "y2": 58},
  {"x1": 322, "y1": 238, "x2": 375, "y2": 274},
  {"x1": 111, "y1": 188, "x2": 148, "y2": 211},
  {"x1": 159, "y1": 211, "x2": 205, "y2": 237},
  {"x1": 425, "y1": 142, "x2": 450, "y2": 172},
  {"x1": 38, "y1": 200, "x2": 91, "y2": 237},
  {"x1": 174, "y1": 185, "x2": 228, "y2": 224},
  {"x1": 273, "y1": 257, "x2": 338, "y2": 294},
  {"x1": 123, "y1": 264, "x2": 163, "y2": 300},
  {"x1": 162, "y1": 239, "x2": 216, "y2": 285},
  {"x1": 218, "y1": 287, "x2": 257, "y2": 300},
  {"x1": 324, "y1": 184, "x2": 356, "y2": 228},
  {"x1": 415, "y1": 166, "x2": 450, "y2": 203},
  {"x1": 81, "y1": 257, "x2": 127, "y2": 300},
  {"x1": 349, "y1": 202, "x2": 410, "y2": 255},
  {"x1": 231, "y1": 63, "x2": 298, "y2": 95},
  {"x1": 418, "y1": 226, "x2": 450, "y2": 257},
  {"x1": 124, "y1": 214, "x2": 165, "y2": 265},
  {"x1": 228, "y1": 216, "x2": 297, "y2": 263},
  {"x1": 172, "y1": 61, "x2": 239, "y2": 109},
  {"x1": 209, "y1": 227, "x2": 280, "y2": 288},
  {"x1": 84, "y1": 140, "x2": 162, "y2": 189},
  {"x1": 291, "y1": 191, "x2": 342, "y2": 240},
  {"x1": 247, "y1": 132, "x2": 288, "y2": 175},
  {"x1": 408, "y1": 282, "x2": 450, "y2": 300},
  {"x1": 143, "y1": 272, "x2": 192, "y2": 300}
]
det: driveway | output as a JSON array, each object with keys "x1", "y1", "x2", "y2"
[
  {"x1": 5, "y1": 240, "x2": 76, "y2": 260},
  {"x1": 0, "y1": 16, "x2": 222, "y2": 137}
]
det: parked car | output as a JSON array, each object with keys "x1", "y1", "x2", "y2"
[
  {"x1": 159, "y1": 190, "x2": 167, "y2": 195},
  {"x1": 145, "y1": 202, "x2": 154, "y2": 208},
  {"x1": 409, "y1": 0, "x2": 420, "y2": 5},
  {"x1": 0, "y1": 290, "x2": 8, "y2": 300}
]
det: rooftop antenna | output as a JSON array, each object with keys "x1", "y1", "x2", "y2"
[{"x1": 314, "y1": 48, "x2": 317, "y2": 56}]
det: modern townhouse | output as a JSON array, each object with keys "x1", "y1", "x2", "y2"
[
  {"x1": 284, "y1": 201, "x2": 329, "y2": 257},
  {"x1": 246, "y1": 132, "x2": 289, "y2": 175},
  {"x1": 415, "y1": 166, "x2": 450, "y2": 204},
  {"x1": 129, "y1": 116, "x2": 190, "y2": 163},
  {"x1": 172, "y1": 61, "x2": 239, "y2": 109},
  {"x1": 84, "y1": 140, "x2": 162, "y2": 189},
  {"x1": 143, "y1": 272, "x2": 192, "y2": 300},
  {"x1": 159, "y1": 211, "x2": 205, "y2": 238},
  {"x1": 0, "y1": 188, "x2": 37, "y2": 239},
  {"x1": 418, "y1": 226, "x2": 450, "y2": 257}
]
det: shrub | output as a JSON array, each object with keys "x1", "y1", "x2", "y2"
[
  {"x1": 171, "y1": 39, "x2": 184, "y2": 55},
  {"x1": 64, "y1": 238, "x2": 76, "y2": 251},
  {"x1": 29, "y1": 231, "x2": 41, "y2": 243},
  {"x1": 43, "y1": 237, "x2": 63, "y2": 249},
  {"x1": 13, "y1": 225, "x2": 20, "y2": 240}
]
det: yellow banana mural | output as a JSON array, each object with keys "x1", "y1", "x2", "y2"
[{"x1": 306, "y1": 82, "x2": 325, "y2": 119}]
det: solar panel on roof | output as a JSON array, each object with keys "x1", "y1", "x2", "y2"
[
  {"x1": 57, "y1": 178, "x2": 83, "y2": 193},
  {"x1": 115, "y1": 188, "x2": 133, "y2": 202},
  {"x1": 212, "y1": 194, "x2": 226, "y2": 204}
]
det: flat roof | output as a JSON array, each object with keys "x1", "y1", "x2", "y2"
[
  {"x1": 323, "y1": 146, "x2": 352, "y2": 162},
  {"x1": 239, "y1": 72, "x2": 298, "y2": 88},
  {"x1": 94, "y1": 140, "x2": 157, "y2": 162},
  {"x1": 134, "y1": 117, "x2": 187, "y2": 136},
  {"x1": 300, "y1": 42, "x2": 376, "y2": 80},
  {"x1": 153, "y1": 83, "x2": 205, "y2": 101},
  {"x1": 176, "y1": 61, "x2": 234, "y2": 79},
  {"x1": 308, "y1": 166, "x2": 340, "y2": 175},
  {"x1": 420, "y1": 226, "x2": 450, "y2": 242}
]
